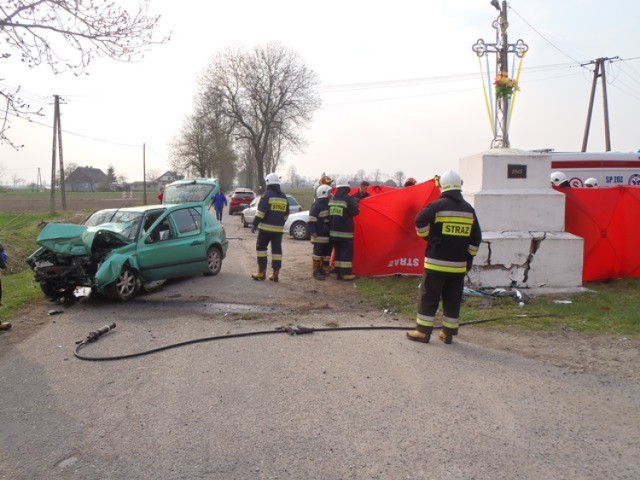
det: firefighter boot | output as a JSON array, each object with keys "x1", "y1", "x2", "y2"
[
  {"x1": 341, "y1": 274, "x2": 358, "y2": 281},
  {"x1": 269, "y1": 269, "x2": 280, "y2": 282},
  {"x1": 313, "y1": 260, "x2": 326, "y2": 281},
  {"x1": 406, "y1": 326, "x2": 432, "y2": 344},
  {"x1": 251, "y1": 268, "x2": 267, "y2": 281},
  {"x1": 439, "y1": 327, "x2": 453, "y2": 345}
]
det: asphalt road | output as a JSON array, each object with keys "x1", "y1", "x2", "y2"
[{"x1": 1, "y1": 219, "x2": 639, "y2": 480}]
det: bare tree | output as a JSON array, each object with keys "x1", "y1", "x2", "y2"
[
  {"x1": 170, "y1": 106, "x2": 238, "y2": 186},
  {"x1": 202, "y1": 43, "x2": 321, "y2": 191},
  {"x1": 0, "y1": 0, "x2": 168, "y2": 147},
  {"x1": 394, "y1": 170, "x2": 405, "y2": 186}
]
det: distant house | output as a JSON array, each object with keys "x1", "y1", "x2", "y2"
[
  {"x1": 64, "y1": 166, "x2": 108, "y2": 192},
  {"x1": 128, "y1": 171, "x2": 184, "y2": 192},
  {"x1": 157, "y1": 171, "x2": 184, "y2": 186}
]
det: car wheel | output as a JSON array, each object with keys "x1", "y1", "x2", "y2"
[
  {"x1": 204, "y1": 246, "x2": 222, "y2": 276},
  {"x1": 40, "y1": 282, "x2": 76, "y2": 300},
  {"x1": 291, "y1": 221, "x2": 309, "y2": 240},
  {"x1": 107, "y1": 266, "x2": 139, "y2": 301},
  {"x1": 241, "y1": 214, "x2": 249, "y2": 228}
]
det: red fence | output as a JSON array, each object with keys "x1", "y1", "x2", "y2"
[
  {"x1": 352, "y1": 182, "x2": 640, "y2": 282},
  {"x1": 561, "y1": 186, "x2": 640, "y2": 281}
]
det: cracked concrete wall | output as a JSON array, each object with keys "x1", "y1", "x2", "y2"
[{"x1": 467, "y1": 232, "x2": 583, "y2": 288}]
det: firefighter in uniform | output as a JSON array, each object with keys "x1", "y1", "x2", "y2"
[
  {"x1": 251, "y1": 173, "x2": 290, "y2": 282},
  {"x1": 407, "y1": 170, "x2": 482, "y2": 345},
  {"x1": 328, "y1": 177, "x2": 359, "y2": 281},
  {"x1": 308, "y1": 184, "x2": 332, "y2": 280}
]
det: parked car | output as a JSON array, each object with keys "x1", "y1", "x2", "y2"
[
  {"x1": 241, "y1": 195, "x2": 302, "y2": 227},
  {"x1": 162, "y1": 178, "x2": 219, "y2": 204},
  {"x1": 26, "y1": 203, "x2": 228, "y2": 302},
  {"x1": 283, "y1": 210, "x2": 310, "y2": 240},
  {"x1": 229, "y1": 188, "x2": 256, "y2": 215}
]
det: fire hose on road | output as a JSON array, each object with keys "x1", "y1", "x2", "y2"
[{"x1": 74, "y1": 314, "x2": 548, "y2": 362}]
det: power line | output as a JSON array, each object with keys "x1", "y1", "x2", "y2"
[{"x1": 508, "y1": 5, "x2": 584, "y2": 66}]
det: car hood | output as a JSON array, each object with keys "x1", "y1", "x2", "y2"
[{"x1": 37, "y1": 222, "x2": 133, "y2": 256}]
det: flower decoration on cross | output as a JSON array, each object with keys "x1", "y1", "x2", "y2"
[{"x1": 494, "y1": 71, "x2": 519, "y2": 99}]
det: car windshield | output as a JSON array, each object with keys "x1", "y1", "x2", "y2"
[
  {"x1": 84, "y1": 210, "x2": 145, "y2": 241},
  {"x1": 233, "y1": 192, "x2": 254, "y2": 198},
  {"x1": 163, "y1": 182, "x2": 218, "y2": 203}
]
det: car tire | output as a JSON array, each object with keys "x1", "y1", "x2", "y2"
[
  {"x1": 106, "y1": 266, "x2": 139, "y2": 301},
  {"x1": 204, "y1": 246, "x2": 223, "y2": 276},
  {"x1": 291, "y1": 221, "x2": 309, "y2": 240},
  {"x1": 241, "y1": 214, "x2": 249, "y2": 228},
  {"x1": 40, "y1": 282, "x2": 76, "y2": 300}
]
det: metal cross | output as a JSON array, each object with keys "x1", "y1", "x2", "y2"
[{"x1": 472, "y1": 1, "x2": 528, "y2": 148}]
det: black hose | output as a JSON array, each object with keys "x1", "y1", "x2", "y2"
[{"x1": 73, "y1": 315, "x2": 534, "y2": 362}]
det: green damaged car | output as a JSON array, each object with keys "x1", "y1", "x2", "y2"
[{"x1": 26, "y1": 202, "x2": 228, "y2": 301}]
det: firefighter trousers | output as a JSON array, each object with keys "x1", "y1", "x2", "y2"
[
  {"x1": 256, "y1": 231, "x2": 283, "y2": 270},
  {"x1": 417, "y1": 270, "x2": 464, "y2": 331},
  {"x1": 331, "y1": 238, "x2": 354, "y2": 276}
]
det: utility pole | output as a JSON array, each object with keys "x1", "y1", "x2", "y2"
[
  {"x1": 581, "y1": 57, "x2": 618, "y2": 152},
  {"x1": 143, "y1": 143, "x2": 148, "y2": 205},
  {"x1": 50, "y1": 96, "x2": 59, "y2": 213},
  {"x1": 57, "y1": 96, "x2": 67, "y2": 210},
  {"x1": 49, "y1": 95, "x2": 67, "y2": 212},
  {"x1": 472, "y1": 1, "x2": 528, "y2": 148}
]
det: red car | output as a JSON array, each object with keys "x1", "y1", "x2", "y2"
[{"x1": 228, "y1": 188, "x2": 256, "y2": 215}]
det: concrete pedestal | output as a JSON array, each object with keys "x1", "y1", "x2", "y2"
[{"x1": 459, "y1": 149, "x2": 583, "y2": 288}]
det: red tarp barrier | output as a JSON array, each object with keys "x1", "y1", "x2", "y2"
[
  {"x1": 353, "y1": 181, "x2": 440, "y2": 276},
  {"x1": 562, "y1": 186, "x2": 640, "y2": 281},
  {"x1": 349, "y1": 183, "x2": 640, "y2": 282}
]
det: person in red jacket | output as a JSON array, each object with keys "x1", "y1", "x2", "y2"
[{"x1": 407, "y1": 170, "x2": 482, "y2": 345}]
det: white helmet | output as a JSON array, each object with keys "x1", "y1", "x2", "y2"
[
  {"x1": 265, "y1": 172, "x2": 280, "y2": 185},
  {"x1": 336, "y1": 176, "x2": 350, "y2": 188},
  {"x1": 584, "y1": 177, "x2": 598, "y2": 187},
  {"x1": 439, "y1": 170, "x2": 462, "y2": 191},
  {"x1": 550, "y1": 171, "x2": 567, "y2": 186},
  {"x1": 316, "y1": 184, "x2": 331, "y2": 199}
]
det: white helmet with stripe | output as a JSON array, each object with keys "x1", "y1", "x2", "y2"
[{"x1": 439, "y1": 170, "x2": 462, "y2": 191}]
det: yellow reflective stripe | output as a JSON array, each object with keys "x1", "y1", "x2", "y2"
[
  {"x1": 308, "y1": 216, "x2": 318, "y2": 222},
  {"x1": 257, "y1": 252, "x2": 268, "y2": 258},
  {"x1": 258, "y1": 224, "x2": 284, "y2": 233},
  {"x1": 416, "y1": 225, "x2": 430, "y2": 237},
  {"x1": 436, "y1": 210, "x2": 474, "y2": 220},
  {"x1": 334, "y1": 261, "x2": 352, "y2": 268},
  {"x1": 443, "y1": 318, "x2": 459, "y2": 329},
  {"x1": 272, "y1": 254, "x2": 282, "y2": 261},
  {"x1": 330, "y1": 231, "x2": 354, "y2": 239},
  {"x1": 318, "y1": 211, "x2": 329, "y2": 218},
  {"x1": 468, "y1": 246, "x2": 479, "y2": 256},
  {"x1": 416, "y1": 314, "x2": 435, "y2": 327},
  {"x1": 435, "y1": 216, "x2": 474, "y2": 224},
  {"x1": 256, "y1": 211, "x2": 265, "y2": 219},
  {"x1": 312, "y1": 236, "x2": 330, "y2": 244},
  {"x1": 328, "y1": 200, "x2": 347, "y2": 208},
  {"x1": 425, "y1": 257, "x2": 467, "y2": 273},
  {"x1": 425, "y1": 264, "x2": 467, "y2": 274}
]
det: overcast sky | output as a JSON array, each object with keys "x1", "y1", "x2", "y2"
[{"x1": 2, "y1": 0, "x2": 640, "y2": 187}]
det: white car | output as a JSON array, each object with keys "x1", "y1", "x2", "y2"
[
  {"x1": 241, "y1": 194, "x2": 302, "y2": 228},
  {"x1": 283, "y1": 210, "x2": 310, "y2": 240}
]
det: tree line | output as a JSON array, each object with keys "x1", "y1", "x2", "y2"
[{"x1": 169, "y1": 43, "x2": 321, "y2": 193}]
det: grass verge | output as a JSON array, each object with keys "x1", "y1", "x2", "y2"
[{"x1": 356, "y1": 276, "x2": 640, "y2": 336}]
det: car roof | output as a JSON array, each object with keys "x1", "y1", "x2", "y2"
[
  {"x1": 93, "y1": 203, "x2": 208, "y2": 215},
  {"x1": 167, "y1": 178, "x2": 217, "y2": 187}
]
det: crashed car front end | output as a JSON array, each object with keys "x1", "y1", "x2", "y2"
[{"x1": 27, "y1": 222, "x2": 135, "y2": 299}]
